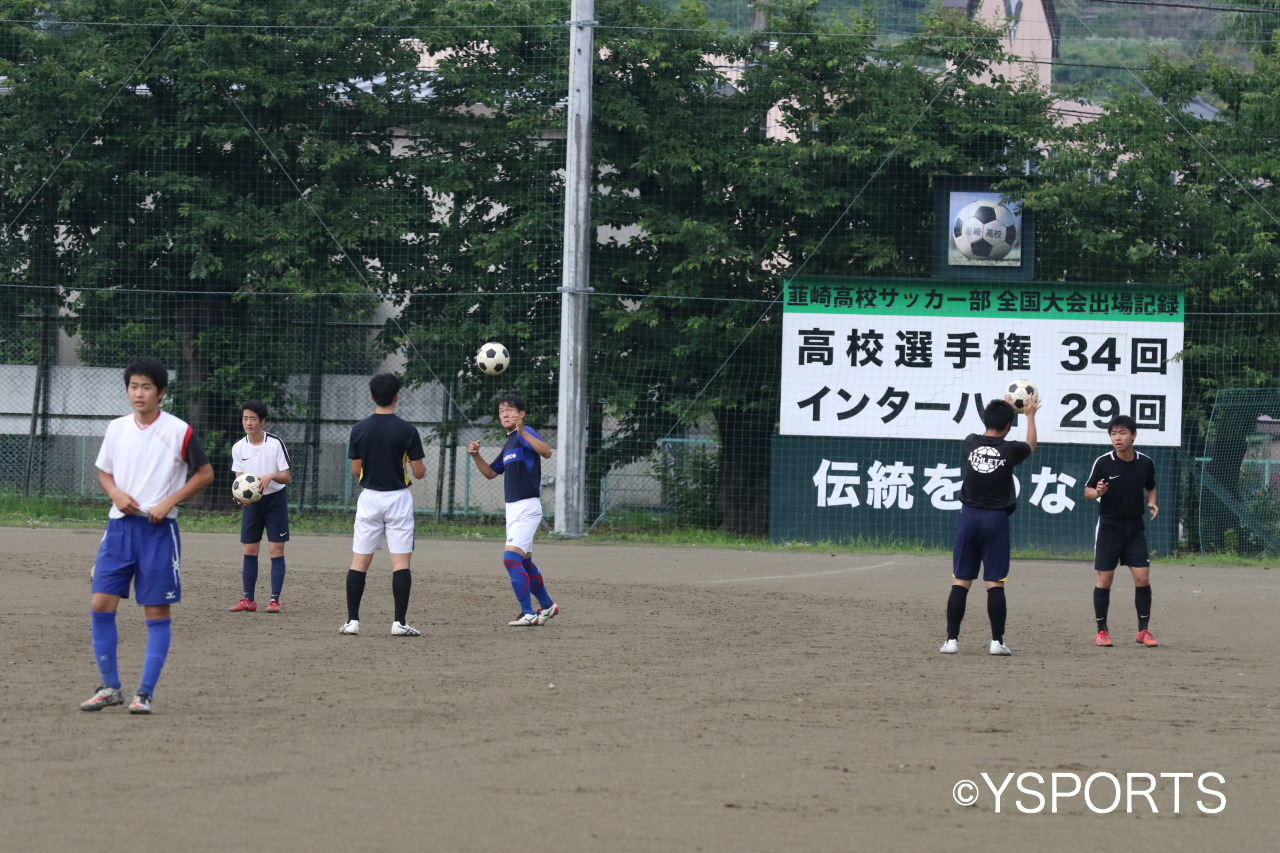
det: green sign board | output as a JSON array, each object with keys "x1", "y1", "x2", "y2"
[{"x1": 770, "y1": 435, "x2": 1175, "y2": 556}]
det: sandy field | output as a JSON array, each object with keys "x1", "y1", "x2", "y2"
[{"x1": 1, "y1": 526, "x2": 1276, "y2": 852}]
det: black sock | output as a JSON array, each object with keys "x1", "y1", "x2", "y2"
[
  {"x1": 1135, "y1": 585, "x2": 1152, "y2": 632},
  {"x1": 987, "y1": 586, "x2": 1007, "y2": 643},
  {"x1": 1093, "y1": 587, "x2": 1111, "y2": 632},
  {"x1": 945, "y1": 585, "x2": 969, "y2": 640},
  {"x1": 346, "y1": 570, "x2": 366, "y2": 622},
  {"x1": 392, "y1": 569, "x2": 412, "y2": 625}
]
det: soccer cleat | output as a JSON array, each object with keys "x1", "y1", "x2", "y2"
[
  {"x1": 939, "y1": 639, "x2": 958, "y2": 654},
  {"x1": 128, "y1": 693, "x2": 152, "y2": 714},
  {"x1": 1095, "y1": 630, "x2": 1113, "y2": 647},
  {"x1": 266, "y1": 599, "x2": 280, "y2": 614},
  {"x1": 1135, "y1": 629, "x2": 1159, "y2": 647},
  {"x1": 80, "y1": 685, "x2": 125, "y2": 711},
  {"x1": 989, "y1": 640, "x2": 1012, "y2": 656},
  {"x1": 508, "y1": 612, "x2": 539, "y2": 627},
  {"x1": 339, "y1": 619, "x2": 360, "y2": 635},
  {"x1": 535, "y1": 602, "x2": 560, "y2": 625},
  {"x1": 391, "y1": 621, "x2": 421, "y2": 637},
  {"x1": 229, "y1": 597, "x2": 257, "y2": 613}
]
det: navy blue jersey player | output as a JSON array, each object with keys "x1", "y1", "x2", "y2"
[
  {"x1": 940, "y1": 396, "x2": 1039, "y2": 656},
  {"x1": 468, "y1": 394, "x2": 559, "y2": 627}
]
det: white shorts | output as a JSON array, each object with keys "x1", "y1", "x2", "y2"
[
  {"x1": 352, "y1": 488, "x2": 415, "y2": 555},
  {"x1": 505, "y1": 497, "x2": 543, "y2": 553}
]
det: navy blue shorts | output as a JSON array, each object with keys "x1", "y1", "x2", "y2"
[
  {"x1": 952, "y1": 505, "x2": 1012, "y2": 582},
  {"x1": 92, "y1": 515, "x2": 183, "y2": 605},
  {"x1": 1093, "y1": 518, "x2": 1149, "y2": 571},
  {"x1": 241, "y1": 488, "x2": 290, "y2": 544}
]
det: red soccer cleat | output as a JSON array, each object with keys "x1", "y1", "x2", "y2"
[
  {"x1": 1095, "y1": 630, "x2": 1113, "y2": 647},
  {"x1": 229, "y1": 597, "x2": 257, "y2": 612},
  {"x1": 1135, "y1": 629, "x2": 1159, "y2": 647},
  {"x1": 266, "y1": 599, "x2": 280, "y2": 614}
]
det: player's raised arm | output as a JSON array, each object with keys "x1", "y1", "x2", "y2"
[
  {"x1": 519, "y1": 426, "x2": 553, "y2": 459},
  {"x1": 1022, "y1": 396, "x2": 1039, "y2": 453}
]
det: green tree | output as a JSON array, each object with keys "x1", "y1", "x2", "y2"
[
  {"x1": 1222, "y1": 0, "x2": 1280, "y2": 54},
  {"x1": 390, "y1": 0, "x2": 1057, "y2": 535},
  {"x1": 0, "y1": 0, "x2": 429, "y2": 502},
  {"x1": 1007, "y1": 48, "x2": 1280, "y2": 549},
  {"x1": 591, "y1": 0, "x2": 1055, "y2": 533}
]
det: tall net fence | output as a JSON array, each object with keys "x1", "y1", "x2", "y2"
[{"x1": 3, "y1": 2, "x2": 1280, "y2": 554}]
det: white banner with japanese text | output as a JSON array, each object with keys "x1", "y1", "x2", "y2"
[{"x1": 780, "y1": 278, "x2": 1184, "y2": 446}]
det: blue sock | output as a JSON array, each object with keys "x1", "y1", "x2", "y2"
[
  {"x1": 504, "y1": 550, "x2": 533, "y2": 614},
  {"x1": 270, "y1": 556, "x2": 286, "y2": 600},
  {"x1": 139, "y1": 618, "x2": 172, "y2": 697},
  {"x1": 523, "y1": 556, "x2": 553, "y2": 610},
  {"x1": 90, "y1": 611, "x2": 121, "y2": 689},
  {"x1": 242, "y1": 554, "x2": 259, "y2": 600}
]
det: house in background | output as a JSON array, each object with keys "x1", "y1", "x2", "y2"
[{"x1": 942, "y1": 0, "x2": 1106, "y2": 125}]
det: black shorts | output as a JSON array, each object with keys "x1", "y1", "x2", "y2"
[
  {"x1": 1093, "y1": 517, "x2": 1148, "y2": 571},
  {"x1": 241, "y1": 488, "x2": 290, "y2": 544}
]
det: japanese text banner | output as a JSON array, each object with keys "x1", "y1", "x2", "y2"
[{"x1": 780, "y1": 278, "x2": 1184, "y2": 446}]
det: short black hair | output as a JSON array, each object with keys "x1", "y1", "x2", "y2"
[
  {"x1": 124, "y1": 357, "x2": 168, "y2": 391},
  {"x1": 496, "y1": 393, "x2": 528, "y2": 413},
  {"x1": 1108, "y1": 415, "x2": 1138, "y2": 433},
  {"x1": 369, "y1": 373, "x2": 401, "y2": 407},
  {"x1": 242, "y1": 400, "x2": 269, "y2": 421},
  {"x1": 982, "y1": 399, "x2": 1016, "y2": 431}
]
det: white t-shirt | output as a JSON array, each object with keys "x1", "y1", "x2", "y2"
[
  {"x1": 96, "y1": 411, "x2": 202, "y2": 520},
  {"x1": 231, "y1": 433, "x2": 291, "y2": 495}
]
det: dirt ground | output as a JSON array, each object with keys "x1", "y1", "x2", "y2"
[{"x1": 1, "y1": 526, "x2": 1276, "y2": 852}]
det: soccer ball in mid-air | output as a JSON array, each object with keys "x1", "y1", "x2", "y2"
[
  {"x1": 952, "y1": 201, "x2": 1019, "y2": 261},
  {"x1": 475, "y1": 342, "x2": 510, "y2": 376},
  {"x1": 1004, "y1": 379, "x2": 1039, "y2": 412},
  {"x1": 232, "y1": 473, "x2": 263, "y2": 504}
]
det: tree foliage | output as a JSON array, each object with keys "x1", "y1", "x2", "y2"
[{"x1": 0, "y1": 0, "x2": 430, "y2": 500}]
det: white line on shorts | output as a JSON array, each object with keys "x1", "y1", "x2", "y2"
[{"x1": 700, "y1": 560, "x2": 898, "y2": 584}]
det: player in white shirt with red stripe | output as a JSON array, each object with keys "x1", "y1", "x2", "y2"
[{"x1": 80, "y1": 358, "x2": 214, "y2": 715}]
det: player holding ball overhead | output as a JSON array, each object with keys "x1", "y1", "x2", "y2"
[
  {"x1": 939, "y1": 395, "x2": 1039, "y2": 656},
  {"x1": 468, "y1": 394, "x2": 559, "y2": 627}
]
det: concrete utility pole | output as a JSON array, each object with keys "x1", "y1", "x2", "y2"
[{"x1": 555, "y1": 1, "x2": 595, "y2": 537}]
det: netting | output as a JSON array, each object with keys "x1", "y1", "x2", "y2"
[{"x1": 3, "y1": 1, "x2": 1280, "y2": 553}]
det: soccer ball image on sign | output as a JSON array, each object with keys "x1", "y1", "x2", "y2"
[
  {"x1": 232, "y1": 473, "x2": 263, "y2": 504},
  {"x1": 952, "y1": 201, "x2": 1019, "y2": 260},
  {"x1": 1004, "y1": 379, "x2": 1039, "y2": 412},
  {"x1": 475, "y1": 342, "x2": 510, "y2": 375}
]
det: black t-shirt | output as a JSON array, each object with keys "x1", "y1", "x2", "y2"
[
  {"x1": 1087, "y1": 451, "x2": 1156, "y2": 520},
  {"x1": 960, "y1": 433, "x2": 1032, "y2": 513},
  {"x1": 347, "y1": 413, "x2": 425, "y2": 491}
]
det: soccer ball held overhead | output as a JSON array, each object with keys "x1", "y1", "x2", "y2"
[{"x1": 1004, "y1": 379, "x2": 1039, "y2": 412}]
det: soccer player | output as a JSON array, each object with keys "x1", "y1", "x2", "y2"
[
  {"x1": 341, "y1": 373, "x2": 426, "y2": 637},
  {"x1": 467, "y1": 394, "x2": 559, "y2": 627},
  {"x1": 940, "y1": 396, "x2": 1038, "y2": 656},
  {"x1": 229, "y1": 400, "x2": 292, "y2": 614},
  {"x1": 1085, "y1": 415, "x2": 1159, "y2": 648},
  {"x1": 80, "y1": 358, "x2": 214, "y2": 714}
]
